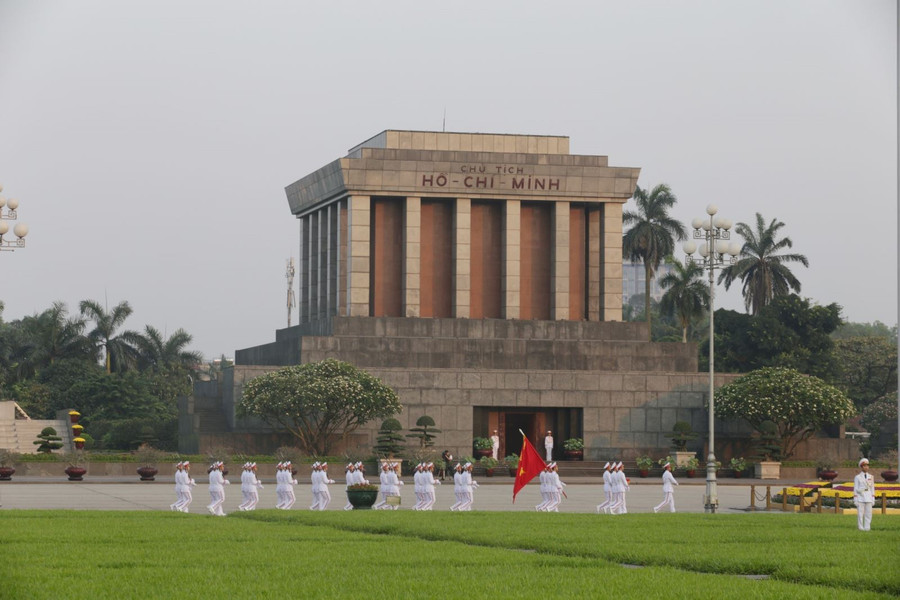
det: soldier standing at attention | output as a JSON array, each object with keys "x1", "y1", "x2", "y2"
[
  {"x1": 854, "y1": 458, "x2": 875, "y2": 531},
  {"x1": 544, "y1": 430, "x2": 554, "y2": 462}
]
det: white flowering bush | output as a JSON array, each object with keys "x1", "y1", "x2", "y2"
[
  {"x1": 237, "y1": 359, "x2": 402, "y2": 455},
  {"x1": 714, "y1": 367, "x2": 855, "y2": 459}
]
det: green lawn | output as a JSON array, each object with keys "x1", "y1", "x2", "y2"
[{"x1": 2, "y1": 510, "x2": 897, "y2": 599}]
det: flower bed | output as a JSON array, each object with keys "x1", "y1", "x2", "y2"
[{"x1": 773, "y1": 481, "x2": 900, "y2": 509}]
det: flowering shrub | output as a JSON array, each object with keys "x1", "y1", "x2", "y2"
[
  {"x1": 714, "y1": 367, "x2": 855, "y2": 459},
  {"x1": 238, "y1": 359, "x2": 402, "y2": 456}
]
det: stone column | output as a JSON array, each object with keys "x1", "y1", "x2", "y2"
[
  {"x1": 552, "y1": 201, "x2": 570, "y2": 320},
  {"x1": 404, "y1": 197, "x2": 421, "y2": 317},
  {"x1": 454, "y1": 198, "x2": 471, "y2": 318},
  {"x1": 503, "y1": 199, "x2": 520, "y2": 319},
  {"x1": 602, "y1": 202, "x2": 624, "y2": 321},
  {"x1": 587, "y1": 208, "x2": 602, "y2": 321},
  {"x1": 348, "y1": 195, "x2": 371, "y2": 317}
]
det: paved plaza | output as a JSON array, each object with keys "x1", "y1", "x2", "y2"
[{"x1": 0, "y1": 477, "x2": 791, "y2": 514}]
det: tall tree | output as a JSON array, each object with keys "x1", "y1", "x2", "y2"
[
  {"x1": 134, "y1": 325, "x2": 202, "y2": 373},
  {"x1": 622, "y1": 184, "x2": 687, "y2": 339},
  {"x1": 79, "y1": 299, "x2": 142, "y2": 373},
  {"x1": 718, "y1": 213, "x2": 808, "y2": 315},
  {"x1": 658, "y1": 259, "x2": 709, "y2": 342},
  {"x1": 22, "y1": 301, "x2": 92, "y2": 368}
]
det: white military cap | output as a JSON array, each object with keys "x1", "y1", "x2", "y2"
[
  {"x1": 663, "y1": 462, "x2": 671, "y2": 469},
  {"x1": 859, "y1": 458, "x2": 869, "y2": 467},
  {"x1": 603, "y1": 462, "x2": 610, "y2": 469}
]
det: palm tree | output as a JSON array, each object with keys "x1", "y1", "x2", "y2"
[
  {"x1": 135, "y1": 325, "x2": 202, "y2": 372},
  {"x1": 79, "y1": 299, "x2": 142, "y2": 373},
  {"x1": 622, "y1": 184, "x2": 687, "y2": 339},
  {"x1": 658, "y1": 259, "x2": 709, "y2": 342},
  {"x1": 22, "y1": 301, "x2": 92, "y2": 367},
  {"x1": 717, "y1": 213, "x2": 809, "y2": 315}
]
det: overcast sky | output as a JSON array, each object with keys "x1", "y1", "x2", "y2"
[{"x1": 0, "y1": 1, "x2": 895, "y2": 360}]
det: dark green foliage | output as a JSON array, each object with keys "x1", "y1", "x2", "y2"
[
  {"x1": 405, "y1": 415, "x2": 441, "y2": 448},
  {"x1": 33, "y1": 427, "x2": 63, "y2": 453},
  {"x1": 667, "y1": 421, "x2": 696, "y2": 451},
  {"x1": 374, "y1": 418, "x2": 406, "y2": 457},
  {"x1": 833, "y1": 337, "x2": 897, "y2": 409},
  {"x1": 753, "y1": 421, "x2": 784, "y2": 462},
  {"x1": 708, "y1": 294, "x2": 841, "y2": 378}
]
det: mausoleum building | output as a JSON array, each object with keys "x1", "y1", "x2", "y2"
[{"x1": 182, "y1": 131, "x2": 732, "y2": 460}]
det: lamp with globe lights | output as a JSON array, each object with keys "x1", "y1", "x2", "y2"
[
  {"x1": 683, "y1": 204, "x2": 742, "y2": 514},
  {"x1": 0, "y1": 184, "x2": 29, "y2": 252}
]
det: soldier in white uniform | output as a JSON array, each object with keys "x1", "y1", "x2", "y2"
[
  {"x1": 609, "y1": 462, "x2": 629, "y2": 515},
  {"x1": 374, "y1": 462, "x2": 391, "y2": 510},
  {"x1": 459, "y1": 462, "x2": 479, "y2": 511},
  {"x1": 853, "y1": 458, "x2": 875, "y2": 531},
  {"x1": 238, "y1": 463, "x2": 252, "y2": 511},
  {"x1": 344, "y1": 462, "x2": 357, "y2": 511},
  {"x1": 653, "y1": 462, "x2": 679, "y2": 513},
  {"x1": 545, "y1": 463, "x2": 566, "y2": 512},
  {"x1": 245, "y1": 463, "x2": 263, "y2": 511},
  {"x1": 412, "y1": 463, "x2": 425, "y2": 510},
  {"x1": 207, "y1": 461, "x2": 229, "y2": 516},
  {"x1": 544, "y1": 430, "x2": 554, "y2": 462},
  {"x1": 422, "y1": 462, "x2": 440, "y2": 510},
  {"x1": 285, "y1": 461, "x2": 298, "y2": 509},
  {"x1": 536, "y1": 464, "x2": 550, "y2": 511},
  {"x1": 318, "y1": 463, "x2": 335, "y2": 510},
  {"x1": 384, "y1": 462, "x2": 403, "y2": 510},
  {"x1": 491, "y1": 430, "x2": 501, "y2": 460},
  {"x1": 171, "y1": 462, "x2": 184, "y2": 511},
  {"x1": 178, "y1": 461, "x2": 196, "y2": 512},
  {"x1": 596, "y1": 462, "x2": 613, "y2": 514},
  {"x1": 309, "y1": 462, "x2": 322, "y2": 510},
  {"x1": 450, "y1": 463, "x2": 464, "y2": 511}
]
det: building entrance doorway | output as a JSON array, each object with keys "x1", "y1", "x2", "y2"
[{"x1": 474, "y1": 407, "x2": 582, "y2": 462}]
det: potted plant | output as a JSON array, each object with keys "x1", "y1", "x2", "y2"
[
  {"x1": 473, "y1": 437, "x2": 493, "y2": 458},
  {"x1": 816, "y1": 454, "x2": 839, "y2": 482},
  {"x1": 562, "y1": 438, "x2": 584, "y2": 461},
  {"x1": 134, "y1": 444, "x2": 163, "y2": 481},
  {"x1": 636, "y1": 456, "x2": 654, "y2": 477},
  {"x1": 752, "y1": 421, "x2": 783, "y2": 479},
  {"x1": 879, "y1": 449, "x2": 898, "y2": 482},
  {"x1": 729, "y1": 456, "x2": 747, "y2": 478},
  {"x1": 346, "y1": 483, "x2": 379, "y2": 509},
  {"x1": 684, "y1": 456, "x2": 700, "y2": 478},
  {"x1": 479, "y1": 456, "x2": 498, "y2": 477},
  {"x1": 505, "y1": 454, "x2": 519, "y2": 477},
  {"x1": 73, "y1": 437, "x2": 86, "y2": 450},
  {"x1": 68, "y1": 410, "x2": 81, "y2": 424},
  {"x1": 33, "y1": 427, "x2": 64, "y2": 454},
  {"x1": 374, "y1": 419, "x2": 406, "y2": 459},
  {"x1": 0, "y1": 449, "x2": 19, "y2": 481},
  {"x1": 64, "y1": 450, "x2": 88, "y2": 481}
]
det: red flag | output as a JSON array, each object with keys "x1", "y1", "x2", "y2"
[{"x1": 513, "y1": 434, "x2": 546, "y2": 502}]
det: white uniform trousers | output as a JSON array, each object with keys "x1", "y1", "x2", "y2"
[
  {"x1": 596, "y1": 490, "x2": 612, "y2": 514},
  {"x1": 857, "y1": 501, "x2": 873, "y2": 531},
  {"x1": 654, "y1": 492, "x2": 676, "y2": 513}
]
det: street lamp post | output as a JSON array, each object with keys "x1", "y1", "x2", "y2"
[
  {"x1": 0, "y1": 185, "x2": 29, "y2": 252},
  {"x1": 682, "y1": 204, "x2": 741, "y2": 513}
]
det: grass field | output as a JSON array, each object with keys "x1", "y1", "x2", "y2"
[{"x1": 3, "y1": 510, "x2": 898, "y2": 599}]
